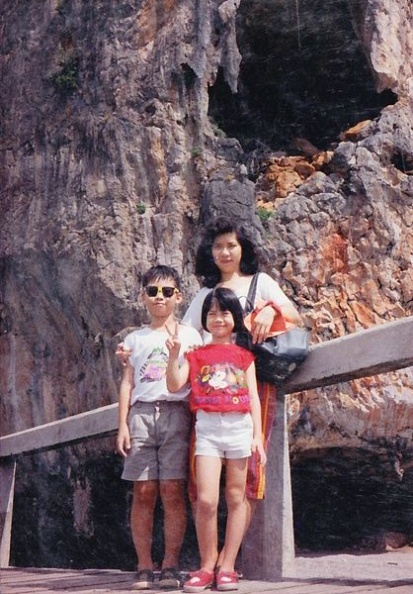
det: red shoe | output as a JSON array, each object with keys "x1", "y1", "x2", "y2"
[
  {"x1": 216, "y1": 570, "x2": 239, "y2": 591},
  {"x1": 183, "y1": 569, "x2": 214, "y2": 592}
]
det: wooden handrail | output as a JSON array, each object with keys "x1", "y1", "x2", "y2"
[{"x1": 285, "y1": 314, "x2": 413, "y2": 391}]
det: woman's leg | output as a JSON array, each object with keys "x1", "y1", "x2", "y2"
[
  {"x1": 245, "y1": 381, "x2": 276, "y2": 501},
  {"x1": 195, "y1": 455, "x2": 222, "y2": 571},
  {"x1": 219, "y1": 457, "x2": 248, "y2": 573}
]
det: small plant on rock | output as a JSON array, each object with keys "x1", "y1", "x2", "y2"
[{"x1": 256, "y1": 206, "x2": 273, "y2": 223}]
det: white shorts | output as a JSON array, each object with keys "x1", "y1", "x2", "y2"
[{"x1": 195, "y1": 410, "x2": 253, "y2": 459}]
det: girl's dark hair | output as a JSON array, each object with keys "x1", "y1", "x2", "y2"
[
  {"x1": 201, "y1": 288, "x2": 247, "y2": 333},
  {"x1": 195, "y1": 218, "x2": 260, "y2": 288},
  {"x1": 142, "y1": 265, "x2": 181, "y2": 290}
]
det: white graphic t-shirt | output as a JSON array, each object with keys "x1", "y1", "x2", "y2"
[{"x1": 124, "y1": 324, "x2": 202, "y2": 404}]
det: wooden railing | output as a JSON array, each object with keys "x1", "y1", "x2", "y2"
[{"x1": 1, "y1": 316, "x2": 413, "y2": 577}]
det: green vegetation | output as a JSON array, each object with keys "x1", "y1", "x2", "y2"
[
  {"x1": 191, "y1": 146, "x2": 203, "y2": 159},
  {"x1": 256, "y1": 206, "x2": 273, "y2": 223},
  {"x1": 50, "y1": 55, "x2": 79, "y2": 95},
  {"x1": 208, "y1": 116, "x2": 226, "y2": 138},
  {"x1": 136, "y1": 203, "x2": 146, "y2": 215}
]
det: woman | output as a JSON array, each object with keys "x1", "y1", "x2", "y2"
[{"x1": 182, "y1": 217, "x2": 302, "y2": 551}]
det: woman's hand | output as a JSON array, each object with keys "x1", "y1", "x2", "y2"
[
  {"x1": 115, "y1": 342, "x2": 132, "y2": 367},
  {"x1": 250, "y1": 305, "x2": 277, "y2": 344}
]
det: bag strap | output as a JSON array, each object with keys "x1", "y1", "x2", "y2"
[{"x1": 244, "y1": 273, "x2": 260, "y2": 315}]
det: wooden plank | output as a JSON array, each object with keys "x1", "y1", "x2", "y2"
[
  {"x1": 0, "y1": 404, "x2": 118, "y2": 458},
  {"x1": 1, "y1": 568, "x2": 411, "y2": 594},
  {"x1": 379, "y1": 588, "x2": 413, "y2": 594},
  {"x1": 0, "y1": 568, "x2": 137, "y2": 593},
  {"x1": 0, "y1": 460, "x2": 16, "y2": 567},
  {"x1": 285, "y1": 316, "x2": 413, "y2": 393}
]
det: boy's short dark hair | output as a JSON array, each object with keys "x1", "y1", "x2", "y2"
[
  {"x1": 142, "y1": 265, "x2": 181, "y2": 290},
  {"x1": 201, "y1": 287, "x2": 246, "y2": 333}
]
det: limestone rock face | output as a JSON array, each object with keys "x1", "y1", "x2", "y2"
[{"x1": 1, "y1": 0, "x2": 413, "y2": 564}]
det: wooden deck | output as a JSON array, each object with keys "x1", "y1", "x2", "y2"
[{"x1": 2, "y1": 552, "x2": 413, "y2": 594}]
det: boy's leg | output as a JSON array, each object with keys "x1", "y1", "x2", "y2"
[
  {"x1": 157, "y1": 400, "x2": 192, "y2": 573},
  {"x1": 219, "y1": 458, "x2": 248, "y2": 573},
  {"x1": 131, "y1": 480, "x2": 159, "y2": 570},
  {"x1": 195, "y1": 455, "x2": 222, "y2": 571},
  {"x1": 159, "y1": 479, "x2": 187, "y2": 569}
]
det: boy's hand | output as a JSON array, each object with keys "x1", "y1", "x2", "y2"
[
  {"x1": 116, "y1": 424, "x2": 131, "y2": 457},
  {"x1": 165, "y1": 321, "x2": 181, "y2": 357},
  {"x1": 252, "y1": 437, "x2": 267, "y2": 466},
  {"x1": 115, "y1": 342, "x2": 132, "y2": 367}
]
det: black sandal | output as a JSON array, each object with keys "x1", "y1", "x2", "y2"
[
  {"x1": 132, "y1": 568, "x2": 155, "y2": 590},
  {"x1": 158, "y1": 567, "x2": 181, "y2": 590}
]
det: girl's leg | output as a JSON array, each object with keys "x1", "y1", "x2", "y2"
[
  {"x1": 219, "y1": 457, "x2": 248, "y2": 573},
  {"x1": 195, "y1": 455, "x2": 223, "y2": 571}
]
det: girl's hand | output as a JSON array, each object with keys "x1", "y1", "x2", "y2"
[
  {"x1": 252, "y1": 437, "x2": 267, "y2": 466},
  {"x1": 165, "y1": 321, "x2": 181, "y2": 357},
  {"x1": 251, "y1": 305, "x2": 277, "y2": 344},
  {"x1": 115, "y1": 342, "x2": 132, "y2": 367}
]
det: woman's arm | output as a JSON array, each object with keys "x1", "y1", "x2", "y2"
[
  {"x1": 251, "y1": 273, "x2": 302, "y2": 342},
  {"x1": 245, "y1": 363, "x2": 267, "y2": 465}
]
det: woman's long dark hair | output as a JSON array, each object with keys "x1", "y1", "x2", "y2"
[
  {"x1": 195, "y1": 218, "x2": 260, "y2": 288},
  {"x1": 201, "y1": 288, "x2": 247, "y2": 333}
]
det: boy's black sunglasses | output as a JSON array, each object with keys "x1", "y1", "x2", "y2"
[{"x1": 144, "y1": 286, "x2": 179, "y2": 298}]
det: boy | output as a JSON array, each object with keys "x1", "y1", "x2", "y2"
[{"x1": 116, "y1": 265, "x2": 202, "y2": 590}]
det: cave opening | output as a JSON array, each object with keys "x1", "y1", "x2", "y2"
[
  {"x1": 291, "y1": 447, "x2": 413, "y2": 552},
  {"x1": 11, "y1": 446, "x2": 413, "y2": 569},
  {"x1": 208, "y1": 0, "x2": 397, "y2": 154}
]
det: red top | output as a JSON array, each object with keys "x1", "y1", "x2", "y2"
[{"x1": 186, "y1": 343, "x2": 255, "y2": 413}]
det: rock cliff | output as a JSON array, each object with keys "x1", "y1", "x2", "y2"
[{"x1": 1, "y1": 0, "x2": 412, "y2": 565}]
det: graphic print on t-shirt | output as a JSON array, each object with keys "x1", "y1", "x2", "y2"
[
  {"x1": 140, "y1": 347, "x2": 168, "y2": 382},
  {"x1": 198, "y1": 363, "x2": 246, "y2": 394}
]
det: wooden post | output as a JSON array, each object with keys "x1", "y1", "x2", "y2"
[
  {"x1": 242, "y1": 387, "x2": 295, "y2": 580},
  {"x1": 0, "y1": 459, "x2": 16, "y2": 568}
]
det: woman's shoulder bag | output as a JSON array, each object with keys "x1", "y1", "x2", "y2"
[{"x1": 235, "y1": 273, "x2": 310, "y2": 385}]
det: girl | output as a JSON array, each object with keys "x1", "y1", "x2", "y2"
[{"x1": 166, "y1": 288, "x2": 267, "y2": 592}]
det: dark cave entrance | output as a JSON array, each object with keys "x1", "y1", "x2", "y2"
[
  {"x1": 291, "y1": 447, "x2": 413, "y2": 552},
  {"x1": 11, "y1": 446, "x2": 412, "y2": 569},
  {"x1": 208, "y1": 0, "x2": 397, "y2": 153}
]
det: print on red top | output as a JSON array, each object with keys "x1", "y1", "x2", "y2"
[{"x1": 186, "y1": 343, "x2": 255, "y2": 413}]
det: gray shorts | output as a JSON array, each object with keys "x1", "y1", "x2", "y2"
[{"x1": 122, "y1": 400, "x2": 192, "y2": 482}]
